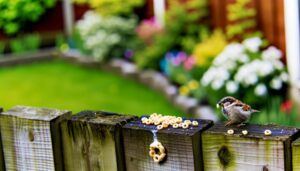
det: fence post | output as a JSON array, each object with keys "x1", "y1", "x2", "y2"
[
  {"x1": 60, "y1": 110, "x2": 136, "y2": 171},
  {"x1": 292, "y1": 137, "x2": 300, "y2": 170},
  {"x1": 202, "y1": 123, "x2": 300, "y2": 171},
  {"x1": 122, "y1": 117, "x2": 213, "y2": 171},
  {"x1": 0, "y1": 106, "x2": 70, "y2": 171},
  {"x1": 0, "y1": 107, "x2": 4, "y2": 171}
]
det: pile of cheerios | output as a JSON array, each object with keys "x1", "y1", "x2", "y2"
[{"x1": 141, "y1": 113, "x2": 199, "y2": 130}]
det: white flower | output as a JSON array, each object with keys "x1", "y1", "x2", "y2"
[
  {"x1": 201, "y1": 68, "x2": 216, "y2": 86},
  {"x1": 262, "y1": 46, "x2": 282, "y2": 60},
  {"x1": 247, "y1": 74, "x2": 258, "y2": 85},
  {"x1": 223, "y1": 43, "x2": 245, "y2": 58},
  {"x1": 256, "y1": 61, "x2": 274, "y2": 76},
  {"x1": 272, "y1": 60, "x2": 284, "y2": 70},
  {"x1": 239, "y1": 54, "x2": 249, "y2": 63},
  {"x1": 270, "y1": 78, "x2": 282, "y2": 90},
  {"x1": 212, "y1": 80, "x2": 224, "y2": 90},
  {"x1": 223, "y1": 60, "x2": 237, "y2": 71},
  {"x1": 213, "y1": 53, "x2": 227, "y2": 66},
  {"x1": 201, "y1": 67, "x2": 229, "y2": 87},
  {"x1": 226, "y1": 81, "x2": 239, "y2": 93},
  {"x1": 235, "y1": 62, "x2": 259, "y2": 85},
  {"x1": 254, "y1": 84, "x2": 267, "y2": 96},
  {"x1": 242, "y1": 37, "x2": 262, "y2": 53},
  {"x1": 280, "y1": 72, "x2": 289, "y2": 82}
]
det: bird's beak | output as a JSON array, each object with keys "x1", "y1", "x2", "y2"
[{"x1": 216, "y1": 103, "x2": 220, "y2": 108}]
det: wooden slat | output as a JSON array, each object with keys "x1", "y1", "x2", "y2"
[
  {"x1": 209, "y1": 0, "x2": 226, "y2": 30},
  {"x1": 0, "y1": 106, "x2": 70, "y2": 171},
  {"x1": 292, "y1": 137, "x2": 300, "y2": 170},
  {"x1": 202, "y1": 123, "x2": 300, "y2": 171},
  {"x1": 257, "y1": 0, "x2": 275, "y2": 42},
  {"x1": 274, "y1": 0, "x2": 286, "y2": 62},
  {"x1": 61, "y1": 110, "x2": 135, "y2": 171},
  {"x1": 123, "y1": 117, "x2": 213, "y2": 171}
]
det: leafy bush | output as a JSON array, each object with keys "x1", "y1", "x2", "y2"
[
  {"x1": 134, "y1": 0, "x2": 210, "y2": 69},
  {"x1": 226, "y1": 0, "x2": 261, "y2": 39},
  {"x1": 0, "y1": 0, "x2": 57, "y2": 35},
  {"x1": 0, "y1": 42, "x2": 5, "y2": 56},
  {"x1": 73, "y1": 0, "x2": 144, "y2": 16},
  {"x1": 201, "y1": 37, "x2": 288, "y2": 109},
  {"x1": 76, "y1": 10, "x2": 138, "y2": 61},
  {"x1": 9, "y1": 34, "x2": 41, "y2": 54}
]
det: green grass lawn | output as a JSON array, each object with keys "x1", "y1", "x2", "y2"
[{"x1": 0, "y1": 59, "x2": 182, "y2": 116}]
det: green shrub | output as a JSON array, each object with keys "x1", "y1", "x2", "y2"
[
  {"x1": 23, "y1": 34, "x2": 41, "y2": 51},
  {"x1": 73, "y1": 0, "x2": 144, "y2": 16},
  {"x1": 9, "y1": 34, "x2": 41, "y2": 54},
  {"x1": 75, "y1": 11, "x2": 138, "y2": 61},
  {"x1": 0, "y1": 0, "x2": 57, "y2": 35},
  {"x1": 0, "y1": 42, "x2": 5, "y2": 56},
  {"x1": 226, "y1": 0, "x2": 261, "y2": 39}
]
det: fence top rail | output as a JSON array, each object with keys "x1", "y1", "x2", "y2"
[
  {"x1": 0, "y1": 105, "x2": 70, "y2": 121},
  {"x1": 123, "y1": 117, "x2": 213, "y2": 136},
  {"x1": 68, "y1": 110, "x2": 136, "y2": 125},
  {"x1": 204, "y1": 123, "x2": 300, "y2": 141}
]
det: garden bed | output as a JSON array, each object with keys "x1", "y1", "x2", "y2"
[{"x1": 0, "y1": 48, "x2": 56, "y2": 67}]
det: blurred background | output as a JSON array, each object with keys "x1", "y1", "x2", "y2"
[{"x1": 0, "y1": 0, "x2": 299, "y2": 126}]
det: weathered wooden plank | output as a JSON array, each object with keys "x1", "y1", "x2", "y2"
[
  {"x1": 202, "y1": 123, "x2": 300, "y2": 171},
  {"x1": 123, "y1": 117, "x2": 213, "y2": 171},
  {"x1": 0, "y1": 107, "x2": 4, "y2": 171},
  {"x1": 0, "y1": 106, "x2": 70, "y2": 171},
  {"x1": 61, "y1": 110, "x2": 136, "y2": 171},
  {"x1": 292, "y1": 137, "x2": 300, "y2": 170}
]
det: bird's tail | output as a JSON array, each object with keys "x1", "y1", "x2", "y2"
[{"x1": 251, "y1": 109, "x2": 260, "y2": 113}]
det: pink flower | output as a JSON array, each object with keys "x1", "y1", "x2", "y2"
[
  {"x1": 136, "y1": 17, "x2": 163, "y2": 45},
  {"x1": 184, "y1": 56, "x2": 195, "y2": 71}
]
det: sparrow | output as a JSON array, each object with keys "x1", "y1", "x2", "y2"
[{"x1": 216, "y1": 96, "x2": 259, "y2": 127}]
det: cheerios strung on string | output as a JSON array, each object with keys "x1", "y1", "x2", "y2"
[
  {"x1": 141, "y1": 113, "x2": 199, "y2": 130},
  {"x1": 149, "y1": 141, "x2": 166, "y2": 163}
]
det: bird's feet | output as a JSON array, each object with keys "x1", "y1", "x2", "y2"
[
  {"x1": 236, "y1": 123, "x2": 246, "y2": 127},
  {"x1": 225, "y1": 120, "x2": 233, "y2": 127}
]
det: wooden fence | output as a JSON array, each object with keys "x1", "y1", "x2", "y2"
[
  {"x1": 0, "y1": 106, "x2": 299, "y2": 171},
  {"x1": 209, "y1": 0, "x2": 286, "y2": 61}
]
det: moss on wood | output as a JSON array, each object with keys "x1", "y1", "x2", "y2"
[
  {"x1": 61, "y1": 110, "x2": 135, "y2": 171},
  {"x1": 202, "y1": 123, "x2": 300, "y2": 171}
]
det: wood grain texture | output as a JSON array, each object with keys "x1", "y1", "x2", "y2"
[
  {"x1": 202, "y1": 123, "x2": 300, "y2": 171},
  {"x1": 0, "y1": 106, "x2": 70, "y2": 171},
  {"x1": 292, "y1": 137, "x2": 300, "y2": 170},
  {"x1": 0, "y1": 108, "x2": 4, "y2": 171},
  {"x1": 274, "y1": 0, "x2": 286, "y2": 62},
  {"x1": 123, "y1": 118, "x2": 213, "y2": 171},
  {"x1": 61, "y1": 110, "x2": 135, "y2": 171}
]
